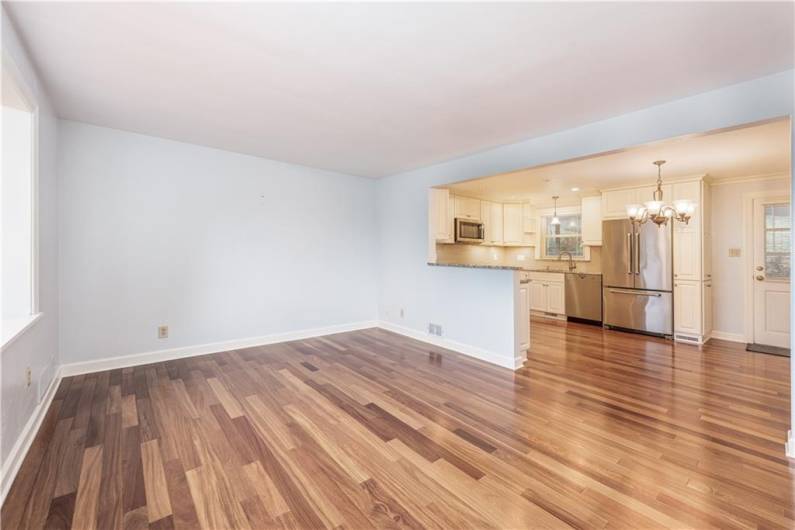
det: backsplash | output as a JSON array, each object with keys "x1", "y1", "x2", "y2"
[{"x1": 435, "y1": 243, "x2": 603, "y2": 274}]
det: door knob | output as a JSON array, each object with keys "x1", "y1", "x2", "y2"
[
  {"x1": 756, "y1": 266, "x2": 764, "y2": 271},
  {"x1": 756, "y1": 275, "x2": 765, "y2": 281}
]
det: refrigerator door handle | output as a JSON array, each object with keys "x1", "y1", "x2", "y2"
[
  {"x1": 609, "y1": 289, "x2": 662, "y2": 297},
  {"x1": 626, "y1": 233, "x2": 633, "y2": 274},
  {"x1": 634, "y1": 232, "x2": 641, "y2": 275}
]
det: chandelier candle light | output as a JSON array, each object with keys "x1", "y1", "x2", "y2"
[{"x1": 625, "y1": 160, "x2": 695, "y2": 227}]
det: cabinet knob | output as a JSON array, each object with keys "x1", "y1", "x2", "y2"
[{"x1": 756, "y1": 275, "x2": 765, "y2": 281}]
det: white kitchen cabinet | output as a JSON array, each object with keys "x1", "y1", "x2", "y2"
[
  {"x1": 602, "y1": 189, "x2": 638, "y2": 219},
  {"x1": 601, "y1": 184, "x2": 671, "y2": 220},
  {"x1": 529, "y1": 281, "x2": 547, "y2": 312},
  {"x1": 528, "y1": 272, "x2": 565, "y2": 317},
  {"x1": 429, "y1": 188, "x2": 454, "y2": 243},
  {"x1": 522, "y1": 203, "x2": 538, "y2": 234},
  {"x1": 671, "y1": 178, "x2": 711, "y2": 343},
  {"x1": 674, "y1": 279, "x2": 702, "y2": 339},
  {"x1": 581, "y1": 196, "x2": 602, "y2": 246},
  {"x1": 673, "y1": 230, "x2": 700, "y2": 281},
  {"x1": 673, "y1": 181, "x2": 701, "y2": 230},
  {"x1": 546, "y1": 282, "x2": 566, "y2": 314},
  {"x1": 454, "y1": 195, "x2": 481, "y2": 220},
  {"x1": 518, "y1": 277, "x2": 530, "y2": 352},
  {"x1": 481, "y1": 201, "x2": 503, "y2": 246},
  {"x1": 503, "y1": 203, "x2": 524, "y2": 245}
]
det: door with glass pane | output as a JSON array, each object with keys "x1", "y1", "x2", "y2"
[{"x1": 753, "y1": 198, "x2": 790, "y2": 349}]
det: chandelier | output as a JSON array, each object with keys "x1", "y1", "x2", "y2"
[{"x1": 626, "y1": 160, "x2": 695, "y2": 226}]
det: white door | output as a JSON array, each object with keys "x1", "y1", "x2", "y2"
[{"x1": 752, "y1": 198, "x2": 791, "y2": 348}]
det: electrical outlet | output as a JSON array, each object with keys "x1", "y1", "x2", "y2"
[
  {"x1": 436, "y1": 325, "x2": 443, "y2": 336},
  {"x1": 728, "y1": 248, "x2": 741, "y2": 257},
  {"x1": 428, "y1": 323, "x2": 443, "y2": 336},
  {"x1": 25, "y1": 367, "x2": 32, "y2": 387},
  {"x1": 158, "y1": 325, "x2": 169, "y2": 339}
]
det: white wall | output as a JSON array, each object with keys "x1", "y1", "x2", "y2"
[
  {"x1": 1, "y1": 8, "x2": 60, "y2": 488},
  {"x1": 711, "y1": 176, "x2": 790, "y2": 339},
  {"x1": 57, "y1": 121, "x2": 378, "y2": 364},
  {"x1": 376, "y1": 69, "x2": 793, "y2": 424}
]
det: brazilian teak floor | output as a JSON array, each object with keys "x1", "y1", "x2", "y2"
[{"x1": 3, "y1": 317, "x2": 794, "y2": 529}]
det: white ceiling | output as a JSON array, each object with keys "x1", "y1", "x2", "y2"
[
  {"x1": 448, "y1": 119, "x2": 792, "y2": 207},
  {"x1": 6, "y1": 2, "x2": 794, "y2": 178}
]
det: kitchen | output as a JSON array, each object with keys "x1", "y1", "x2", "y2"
[{"x1": 428, "y1": 118, "x2": 791, "y2": 356}]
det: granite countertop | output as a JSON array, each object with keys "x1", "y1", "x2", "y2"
[
  {"x1": 428, "y1": 262, "x2": 521, "y2": 270},
  {"x1": 523, "y1": 268, "x2": 602, "y2": 276}
]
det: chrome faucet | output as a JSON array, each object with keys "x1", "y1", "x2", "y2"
[{"x1": 559, "y1": 251, "x2": 576, "y2": 272}]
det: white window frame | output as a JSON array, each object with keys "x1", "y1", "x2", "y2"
[
  {"x1": 535, "y1": 206, "x2": 591, "y2": 261},
  {"x1": 1, "y1": 51, "x2": 41, "y2": 349}
]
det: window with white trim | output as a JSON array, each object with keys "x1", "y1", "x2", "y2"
[
  {"x1": 2, "y1": 58, "x2": 38, "y2": 345},
  {"x1": 540, "y1": 213, "x2": 584, "y2": 259}
]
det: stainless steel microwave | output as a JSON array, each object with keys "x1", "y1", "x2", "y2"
[{"x1": 455, "y1": 218, "x2": 485, "y2": 243}]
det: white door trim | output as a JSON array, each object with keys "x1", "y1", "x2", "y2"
[{"x1": 742, "y1": 190, "x2": 790, "y2": 343}]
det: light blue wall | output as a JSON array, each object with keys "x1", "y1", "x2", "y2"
[
  {"x1": 1, "y1": 8, "x2": 60, "y2": 490},
  {"x1": 376, "y1": 68, "x2": 794, "y2": 423}
]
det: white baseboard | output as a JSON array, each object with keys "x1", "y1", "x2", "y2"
[
  {"x1": 376, "y1": 320, "x2": 525, "y2": 370},
  {"x1": 710, "y1": 330, "x2": 747, "y2": 343},
  {"x1": 787, "y1": 430, "x2": 794, "y2": 459},
  {"x1": 1, "y1": 365, "x2": 62, "y2": 505},
  {"x1": 60, "y1": 320, "x2": 379, "y2": 377}
]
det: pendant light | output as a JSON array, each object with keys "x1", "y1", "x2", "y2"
[
  {"x1": 551, "y1": 196, "x2": 560, "y2": 225},
  {"x1": 626, "y1": 161, "x2": 695, "y2": 227}
]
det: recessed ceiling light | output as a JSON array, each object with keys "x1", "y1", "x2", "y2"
[{"x1": 571, "y1": 187, "x2": 580, "y2": 192}]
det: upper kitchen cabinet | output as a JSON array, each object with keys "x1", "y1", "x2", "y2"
[
  {"x1": 503, "y1": 203, "x2": 524, "y2": 245},
  {"x1": 522, "y1": 203, "x2": 538, "y2": 234},
  {"x1": 482, "y1": 200, "x2": 504, "y2": 245},
  {"x1": 454, "y1": 195, "x2": 481, "y2": 220},
  {"x1": 602, "y1": 184, "x2": 672, "y2": 220},
  {"x1": 581, "y1": 196, "x2": 602, "y2": 246},
  {"x1": 428, "y1": 188, "x2": 454, "y2": 243},
  {"x1": 602, "y1": 188, "x2": 638, "y2": 219},
  {"x1": 503, "y1": 202, "x2": 535, "y2": 246}
]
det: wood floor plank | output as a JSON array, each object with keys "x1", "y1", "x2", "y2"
[
  {"x1": 72, "y1": 445, "x2": 103, "y2": 530},
  {"x1": 4, "y1": 318, "x2": 795, "y2": 529},
  {"x1": 140, "y1": 439, "x2": 173, "y2": 523}
]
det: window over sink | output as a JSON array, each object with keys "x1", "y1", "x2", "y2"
[{"x1": 540, "y1": 213, "x2": 585, "y2": 259}]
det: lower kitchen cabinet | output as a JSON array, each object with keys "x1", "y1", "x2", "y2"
[
  {"x1": 674, "y1": 279, "x2": 712, "y2": 343},
  {"x1": 528, "y1": 272, "x2": 565, "y2": 318}
]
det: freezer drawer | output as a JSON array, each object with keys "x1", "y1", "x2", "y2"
[{"x1": 603, "y1": 288, "x2": 672, "y2": 335}]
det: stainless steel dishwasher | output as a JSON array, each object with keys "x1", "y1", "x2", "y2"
[{"x1": 565, "y1": 273, "x2": 602, "y2": 323}]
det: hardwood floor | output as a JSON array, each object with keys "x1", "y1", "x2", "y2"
[{"x1": 3, "y1": 317, "x2": 794, "y2": 529}]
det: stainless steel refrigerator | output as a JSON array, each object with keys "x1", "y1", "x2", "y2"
[{"x1": 602, "y1": 219, "x2": 673, "y2": 336}]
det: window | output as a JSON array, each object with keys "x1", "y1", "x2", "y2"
[
  {"x1": 541, "y1": 213, "x2": 584, "y2": 259},
  {"x1": 2, "y1": 59, "x2": 39, "y2": 345},
  {"x1": 764, "y1": 203, "x2": 790, "y2": 279}
]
